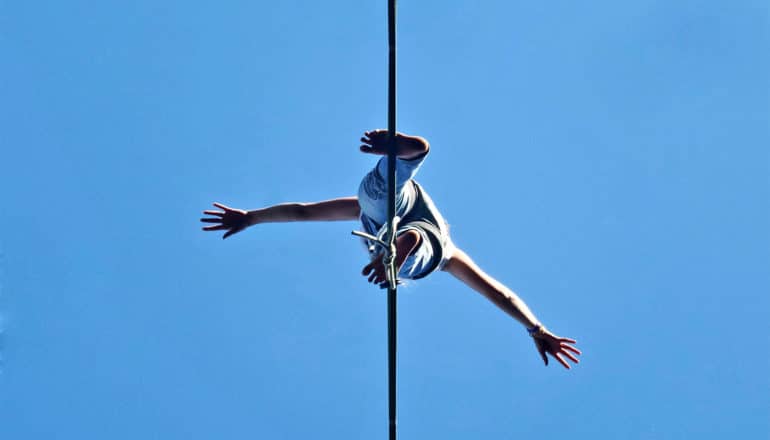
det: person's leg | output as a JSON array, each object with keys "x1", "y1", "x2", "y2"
[
  {"x1": 359, "y1": 152, "x2": 429, "y2": 224},
  {"x1": 376, "y1": 151, "x2": 428, "y2": 193}
]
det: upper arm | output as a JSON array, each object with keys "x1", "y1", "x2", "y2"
[
  {"x1": 442, "y1": 247, "x2": 505, "y2": 296},
  {"x1": 301, "y1": 197, "x2": 360, "y2": 221},
  {"x1": 442, "y1": 248, "x2": 474, "y2": 279}
]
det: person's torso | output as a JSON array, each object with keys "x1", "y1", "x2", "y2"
[{"x1": 359, "y1": 181, "x2": 451, "y2": 279}]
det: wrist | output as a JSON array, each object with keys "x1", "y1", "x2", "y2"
[
  {"x1": 527, "y1": 324, "x2": 545, "y2": 337},
  {"x1": 246, "y1": 210, "x2": 260, "y2": 226}
]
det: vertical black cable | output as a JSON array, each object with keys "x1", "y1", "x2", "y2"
[{"x1": 386, "y1": 1, "x2": 397, "y2": 439}]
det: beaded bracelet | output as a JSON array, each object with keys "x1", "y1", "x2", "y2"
[{"x1": 527, "y1": 324, "x2": 545, "y2": 337}]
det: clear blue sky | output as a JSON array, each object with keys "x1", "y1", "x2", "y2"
[{"x1": 2, "y1": 1, "x2": 768, "y2": 439}]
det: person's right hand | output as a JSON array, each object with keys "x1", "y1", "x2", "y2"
[
  {"x1": 530, "y1": 326, "x2": 582, "y2": 369},
  {"x1": 200, "y1": 202, "x2": 251, "y2": 239}
]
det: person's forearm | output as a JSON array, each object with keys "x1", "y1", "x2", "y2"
[
  {"x1": 395, "y1": 133, "x2": 430, "y2": 159},
  {"x1": 494, "y1": 286, "x2": 541, "y2": 329},
  {"x1": 247, "y1": 203, "x2": 307, "y2": 225},
  {"x1": 247, "y1": 197, "x2": 360, "y2": 226},
  {"x1": 474, "y1": 276, "x2": 540, "y2": 328},
  {"x1": 444, "y1": 248, "x2": 541, "y2": 329}
]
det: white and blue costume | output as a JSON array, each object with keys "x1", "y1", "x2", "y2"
[{"x1": 357, "y1": 151, "x2": 455, "y2": 280}]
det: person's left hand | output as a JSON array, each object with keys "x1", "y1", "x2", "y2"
[{"x1": 200, "y1": 202, "x2": 251, "y2": 239}]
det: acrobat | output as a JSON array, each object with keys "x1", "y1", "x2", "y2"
[{"x1": 201, "y1": 130, "x2": 581, "y2": 369}]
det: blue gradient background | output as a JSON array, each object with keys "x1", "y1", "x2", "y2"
[{"x1": 2, "y1": 1, "x2": 768, "y2": 439}]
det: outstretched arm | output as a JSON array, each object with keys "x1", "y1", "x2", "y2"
[
  {"x1": 443, "y1": 247, "x2": 581, "y2": 369},
  {"x1": 201, "y1": 198, "x2": 360, "y2": 239}
]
